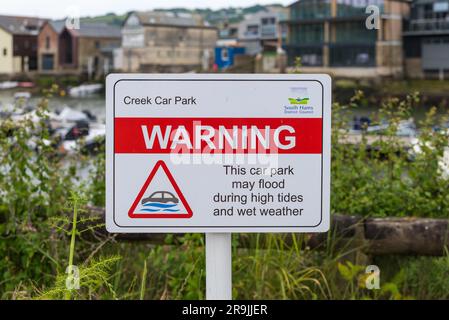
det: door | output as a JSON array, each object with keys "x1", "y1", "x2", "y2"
[{"x1": 42, "y1": 54, "x2": 54, "y2": 70}]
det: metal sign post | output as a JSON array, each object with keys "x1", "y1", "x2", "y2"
[{"x1": 206, "y1": 233, "x2": 232, "y2": 300}]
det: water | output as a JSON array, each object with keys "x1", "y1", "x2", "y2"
[
  {"x1": 0, "y1": 89, "x2": 106, "y2": 123},
  {"x1": 0, "y1": 88, "x2": 445, "y2": 128},
  {"x1": 141, "y1": 202, "x2": 180, "y2": 213}
]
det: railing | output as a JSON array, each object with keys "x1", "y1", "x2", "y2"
[
  {"x1": 260, "y1": 25, "x2": 277, "y2": 38},
  {"x1": 406, "y1": 18, "x2": 449, "y2": 32}
]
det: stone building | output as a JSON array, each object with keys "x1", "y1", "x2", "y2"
[
  {"x1": 121, "y1": 11, "x2": 218, "y2": 72},
  {"x1": 58, "y1": 23, "x2": 121, "y2": 78}
]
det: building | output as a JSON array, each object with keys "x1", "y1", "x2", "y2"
[
  {"x1": 58, "y1": 23, "x2": 121, "y2": 77},
  {"x1": 237, "y1": 6, "x2": 288, "y2": 55},
  {"x1": 218, "y1": 21, "x2": 239, "y2": 42},
  {"x1": 284, "y1": 0, "x2": 410, "y2": 77},
  {"x1": 0, "y1": 23, "x2": 13, "y2": 74},
  {"x1": 37, "y1": 21, "x2": 65, "y2": 72},
  {"x1": 0, "y1": 15, "x2": 46, "y2": 74},
  {"x1": 121, "y1": 11, "x2": 218, "y2": 72},
  {"x1": 403, "y1": 0, "x2": 449, "y2": 79}
]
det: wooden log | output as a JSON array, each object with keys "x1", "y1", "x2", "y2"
[
  {"x1": 86, "y1": 207, "x2": 449, "y2": 256},
  {"x1": 364, "y1": 217, "x2": 449, "y2": 256}
]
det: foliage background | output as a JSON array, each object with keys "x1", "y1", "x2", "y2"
[{"x1": 0, "y1": 87, "x2": 448, "y2": 299}]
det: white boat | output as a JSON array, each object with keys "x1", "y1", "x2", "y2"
[
  {"x1": 0, "y1": 81, "x2": 18, "y2": 90},
  {"x1": 350, "y1": 118, "x2": 417, "y2": 137},
  {"x1": 69, "y1": 84, "x2": 103, "y2": 97},
  {"x1": 60, "y1": 122, "x2": 105, "y2": 154},
  {"x1": 0, "y1": 92, "x2": 34, "y2": 118},
  {"x1": 14, "y1": 92, "x2": 32, "y2": 100},
  {"x1": 55, "y1": 106, "x2": 89, "y2": 122}
]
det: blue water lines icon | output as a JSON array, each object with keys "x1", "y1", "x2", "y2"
[{"x1": 140, "y1": 191, "x2": 180, "y2": 213}]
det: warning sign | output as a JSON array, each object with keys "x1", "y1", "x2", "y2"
[
  {"x1": 128, "y1": 160, "x2": 193, "y2": 219},
  {"x1": 106, "y1": 74, "x2": 331, "y2": 233}
]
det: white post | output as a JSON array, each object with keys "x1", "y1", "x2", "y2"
[{"x1": 205, "y1": 233, "x2": 232, "y2": 300}]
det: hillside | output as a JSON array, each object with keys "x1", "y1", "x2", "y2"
[{"x1": 79, "y1": 3, "x2": 284, "y2": 26}]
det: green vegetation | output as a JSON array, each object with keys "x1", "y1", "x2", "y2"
[
  {"x1": 0, "y1": 85, "x2": 448, "y2": 299},
  {"x1": 332, "y1": 91, "x2": 449, "y2": 217},
  {"x1": 77, "y1": 4, "x2": 285, "y2": 27},
  {"x1": 80, "y1": 13, "x2": 127, "y2": 27}
]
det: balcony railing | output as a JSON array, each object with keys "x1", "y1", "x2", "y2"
[
  {"x1": 406, "y1": 18, "x2": 449, "y2": 33},
  {"x1": 260, "y1": 25, "x2": 277, "y2": 38}
]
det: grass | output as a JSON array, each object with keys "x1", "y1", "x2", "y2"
[{"x1": 0, "y1": 85, "x2": 448, "y2": 299}]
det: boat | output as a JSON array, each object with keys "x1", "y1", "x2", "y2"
[
  {"x1": 14, "y1": 92, "x2": 32, "y2": 100},
  {"x1": 59, "y1": 122, "x2": 105, "y2": 155},
  {"x1": 69, "y1": 84, "x2": 103, "y2": 97},
  {"x1": 0, "y1": 81, "x2": 18, "y2": 90},
  {"x1": 55, "y1": 106, "x2": 90, "y2": 122},
  {"x1": 350, "y1": 117, "x2": 417, "y2": 137},
  {"x1": 18, "y1": 82, "x2": 35, "y2": 88},
  {"x1": 0, "y1": 92, "x2": 34, "y2": 118}
]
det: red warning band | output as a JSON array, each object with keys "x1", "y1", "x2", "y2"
[{"x1": 114, "y1": 117, "x2": 322, "y2": 154}]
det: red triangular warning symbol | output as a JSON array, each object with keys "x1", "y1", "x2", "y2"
[{"x1": 128, "y1": 160, "x2": 193, "y2": 219}]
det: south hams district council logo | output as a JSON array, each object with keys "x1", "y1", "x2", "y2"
[{"x1": 128, "y1": 160, "x2": 193, "y2": 219}]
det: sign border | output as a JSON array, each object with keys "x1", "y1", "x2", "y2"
[
  {"x1": 111, "y1": 78, "x2": 326, "y2": 229},
  {"x1": 128, "y1": 160, "x2": 193, "y2": 219}
]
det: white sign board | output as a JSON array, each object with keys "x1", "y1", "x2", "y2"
[{"x1": 106, "y1": 74, "x2": 331, "y2": 233}]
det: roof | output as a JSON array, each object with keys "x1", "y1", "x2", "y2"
[
  {"x1": 127, "y1": 11, "x2": 212, "y2": 28},
  {"x1": 0, "y1": 15, "x2": 47, "y2": 35},
  {"x1": 48, "y1": 20, "x2": 66, "y2": 33},
  {"x1": 68, "y1": 23, "x2": 121, "y2": 39}
]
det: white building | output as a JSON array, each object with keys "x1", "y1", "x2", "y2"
[{"x1": 237, "y1": 6, "x2": 288, "y2": 55}]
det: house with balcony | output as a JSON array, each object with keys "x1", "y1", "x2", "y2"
[
  {"x1": 237, "y1": 6, "x2": 288, "y2": 55},
  {"x1": 284, "y1": 0, "x2": 410, "y2": 78},
  {"x1": 403, "y1": 0, "x2": 449, "y2": 79}
]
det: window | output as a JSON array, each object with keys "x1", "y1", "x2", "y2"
[
  {"x1": 287, "y1": 46, "x2": 323, "y2": 66},
  {"x1": 246, "y1": 25, "x2": 259, "y2": 36},
  {"x1": 337, "y1": 0, "x2": 384, "y2": 17},
  {"x1": 95, "y1": 41, "x2": 100, "y2": 49},
  {"x1": 334, "y1": 21, "x2": 377, "y2": 43},
  {"x1": 291, "y1": 24, "x2": 324, "y2": 44},
  {"x1": 291, "y1": 0, "x2": 331, "y2": 20},
  {"x1": 45, "y1": 36, "x2": 50, "y2": 49},
  {"x1": 330, "y1": 44, "x2": 376, "y2": 67},
  {"x1": 3, "y1": 48, "x2": 6, "y2": 56},
  {"x1": 262, "y1": 17, "x2": 276, "y2": 25}
]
